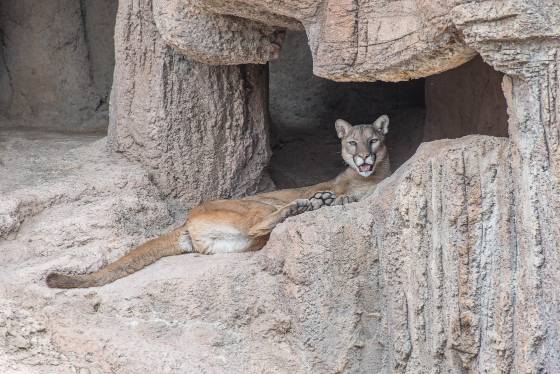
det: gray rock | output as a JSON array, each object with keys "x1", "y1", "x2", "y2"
[
  {"x1": 0, "y1": 0, "x2": 117, "y2": 132},
  {"x1": 1, "y1": 0, "x2": 559, "y2": 372},
  {"x1": 424, "y1": 56, "x2": 509, "y2": 141},
  {"x1": 153, "y1": 0, "x2": 285, "y2": 65},
  {"x1": 109, "y1": 0, "x2": 271, "y2": 203}
]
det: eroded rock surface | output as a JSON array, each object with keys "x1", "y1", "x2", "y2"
[
  {"x1": 153, "y1": 0, "x2": 289, "y2": 65},
  {"x1": 160, "y1": 0, "x2": 477, "y2": 81},
  {"x1": 161, "y1": 1, "x2": 558, "y2": 83},
  {"x1": 1, "y1": 0, "x2": 559, "y2": 372},
  {"x1": 109, "y1": 0, "x2": 271, "y2": 203},
  {"x1": 0, "y1": 0, "x2": 117, "y2": 131},
  {"x1": 424, "y1": 56, "x2": 509, "y2": 141},
  {"x1": 4, "y1": 133, "x2": 558, "y2": 372}
]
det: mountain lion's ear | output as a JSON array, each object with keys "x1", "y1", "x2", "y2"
[
  {"x1": 335, "y1": 119, "x2": 352, "y2": 139},
  {"x1": 373, "y1": 115, "x2": 389, "y2": 135}
]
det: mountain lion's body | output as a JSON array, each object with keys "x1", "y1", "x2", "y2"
[{"x1": 46, "y1": 116, "x2": 391, "y2": 288}]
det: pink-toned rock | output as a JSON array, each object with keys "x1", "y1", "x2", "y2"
[
  {"x1": 1, "y1": 0, "x2": 560, "y2": 372},
  {"x1": 5, "y1": 134, "x2": 558, "y2": 372},
  {"x1": 0, "y1": 0, "x2": 117, "y2": 131}
]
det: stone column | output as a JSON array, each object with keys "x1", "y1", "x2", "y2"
[
  {"x1": 452, "y1": 3, "x2": 560, "y2": 367},
  {"x1": 502, "y1": 53, "x2": 560, "y2": 372},
  {"x1": 109, "y1": 0, "x2": 271, "y2": 204}
]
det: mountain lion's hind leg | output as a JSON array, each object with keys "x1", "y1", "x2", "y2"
[{"x1": 248, "y1": 191, "x2": 335, "y2": 237}]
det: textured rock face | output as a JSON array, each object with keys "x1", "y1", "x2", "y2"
[
  {"x1": 0, "y1": 0, "x2": 117, "y2": 131},
  {"x1": 1, "y1": 0, "x2": 560, "y2": 373},
  {"x1": 370, "y1": 137, "x2": 516, "y2": 372},
  {"x1": 167, "y1": 1, "x2": 559, "y2": 82},
  {"x1": 0, "y1": 131, "x2": 183, "y2": 372},
  {"x1": 109, "y1": 0, "x2": 558, "y2": 370},
  {"x1": 265, "y1": 136, "x2": 517, "y2": 373},
  {"x1": 109, "y1": 0, "x2": 271, "y2": 203},
  {"x1": 160, "y1": 0, "x2": 478, "y2": 81},
  {"x1": 152, "y1": 0, "x2": 289, "y2": 65},
  {"x1": 502, "y1": 73, "x2": 560, "y2": 373},
  {"x1": 4, "y1": 134, "x2": 558, "y2": 372}
]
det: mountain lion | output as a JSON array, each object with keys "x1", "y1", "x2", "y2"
[{"x1": 46, "y1": 115, "x2": 390, "y2": 288}]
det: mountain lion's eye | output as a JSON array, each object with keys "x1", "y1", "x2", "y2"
[
  {"x1": 369, "y1": 139, "x2": 379, "y2": 144},
  {"x1": 348, "y1": 141, "x2": 357, "y2": 146}
]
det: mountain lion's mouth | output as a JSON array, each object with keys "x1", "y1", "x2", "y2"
[{"x1": 358, "y1": 164, "x2": 373, "y2": 172}]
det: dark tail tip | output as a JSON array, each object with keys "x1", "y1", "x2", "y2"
[{"x1": 46, "y1": 272, "x2": 85, "y2": 289}]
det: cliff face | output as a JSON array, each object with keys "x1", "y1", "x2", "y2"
[
  {"x1": 1, "y1": 0, "x2": 559, "y2": 372},
  {"x1": 0, "y1": 0, "x2": 117, "y2": 131}
]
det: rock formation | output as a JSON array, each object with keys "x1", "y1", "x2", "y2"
[
  {"x1": 1, "y1": 0, "x2": 559, "y2": 372},
  {"x1": 0, "y1": 0, "x2": 117, "y2": 131},
  {"x1": 109, "y1": 0, "x2": 272, "y2": 201}
]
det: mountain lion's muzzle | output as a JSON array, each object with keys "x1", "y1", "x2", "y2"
[{"x1": 354, "y1": 154, "x2": 376, "y2": 176}]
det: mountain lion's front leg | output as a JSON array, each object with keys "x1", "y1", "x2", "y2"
[{"x1": 248, "y1": 192, "x2": 335, "y2": 237}]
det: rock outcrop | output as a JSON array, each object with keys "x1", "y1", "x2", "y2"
[
  {"x1": 4, "y1": 133, "x2": 557, "y2": 372},
  {"x1": 268, "y1": 31, "x2": 425, "y2": 133},
  {"x1": 1, "y1": 0, "x2": 559, "y2": 372}
]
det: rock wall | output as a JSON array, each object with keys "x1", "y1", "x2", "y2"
[
  {"x1": 109, "y1": 0, "x2": 271, "y2": 203},
  {"x1": 3, "y1": 134, "x2": 552, "y2": 373},
  {"x1": 107, "y1": 0, "x2": 560, "y2": 371},
  {"x1": 424, "y1": 56, "x2": 509, "y2": 141},
  {"x1": 0, "y1": 0, "x2": 117, "y2": 131},
  {"x1": 1, "y1": 0, "x2": 559, "y2": 372},
  {"x1": 263, "y1": 136, "x2": 516, "y2": 373}
]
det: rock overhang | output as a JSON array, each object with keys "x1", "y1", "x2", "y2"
[{"x1": 153, "y1": 0, "x2": 559, "y2": 82}]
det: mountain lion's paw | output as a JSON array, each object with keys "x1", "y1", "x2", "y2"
[
  {"x1": 333, "y1": 194, "x2": 357, "y2": 206},
  {"x1": 293, "y1": 199, "x2": 312, "y2": 214},
  {"x1": 309, "y1": 191, "x2": 336, "y2": 210}
]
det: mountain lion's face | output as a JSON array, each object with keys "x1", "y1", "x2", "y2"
[{"x1": 335, "y1": 115, "x2": 389, "y2": 177}]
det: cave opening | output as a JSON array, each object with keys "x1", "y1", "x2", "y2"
[
  {"x1": 267, "y1": 31, "x2": 509, "y2": 190},
  {"x1": 267, "y1": 31, "x2": 426, "y2": 189}
]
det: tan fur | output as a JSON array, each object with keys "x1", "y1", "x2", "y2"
[{"x1": 46, "y1": 116, "x2": 391, "y2": 288}]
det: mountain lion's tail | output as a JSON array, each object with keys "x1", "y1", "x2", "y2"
[{"x1": 46, "y1": 227, "x2": 190, "y2": 289}]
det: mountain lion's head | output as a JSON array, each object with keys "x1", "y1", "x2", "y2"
[{"x1": 335, "y1": 115, "x2": 389, "y2": 177}]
